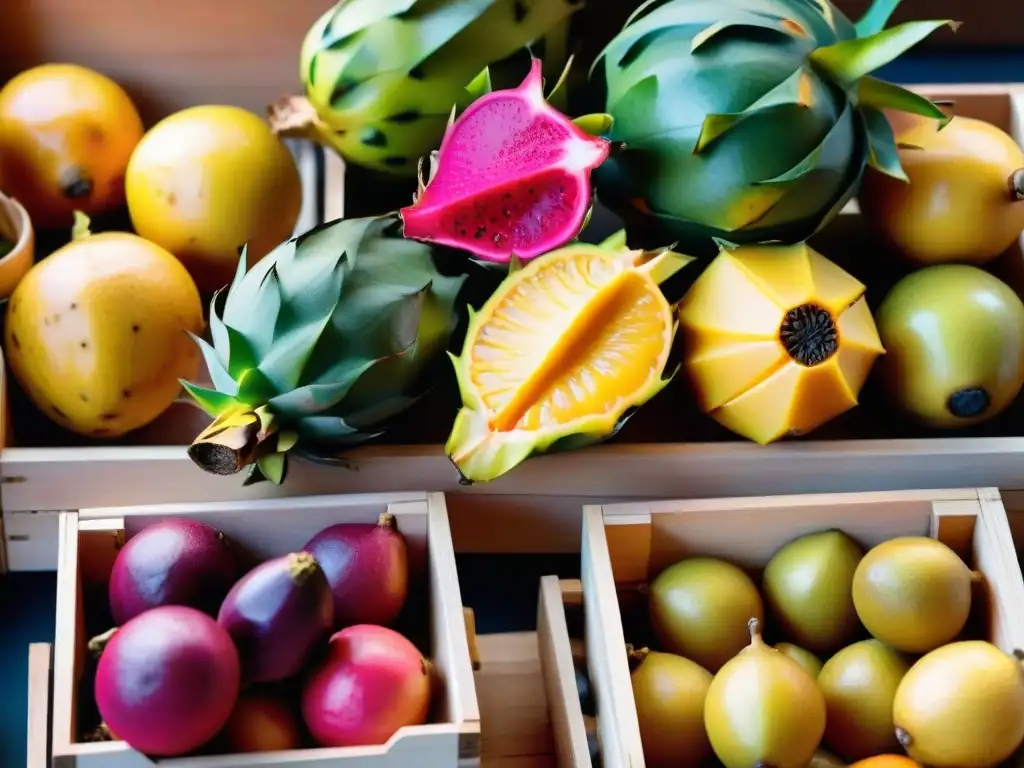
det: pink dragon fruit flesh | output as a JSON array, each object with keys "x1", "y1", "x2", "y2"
[{"x1": 400, "y1": 60, "x2": 610, "y2": 265}]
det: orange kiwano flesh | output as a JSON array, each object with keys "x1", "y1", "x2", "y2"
[
  {"x1": 0, "y1": 63, "x2": 143, "y2": 228},
  {"x1": 679, "y1": 242, "x2": 885, "y2": 444},
  {"x1": 446, "y1": 235, "x2": 692, "y2": 483},
  {"x1": 849, "y1": 757, "x2": 921, "y2": 768}
]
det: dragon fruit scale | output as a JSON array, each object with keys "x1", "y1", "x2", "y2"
[
  {"x1": 272, "y1": 0, "x2": 583, "y2": 177},
  {"x1": 594, "y1": 0, "x2": 957, "y2": 250},
  {"x1": 400, "y1": 59, "x2": 611, "y2": 265}
]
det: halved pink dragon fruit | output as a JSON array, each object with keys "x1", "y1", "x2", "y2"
[{"x1": 400, "y1": 60, "x2": 611, "y2": 265}]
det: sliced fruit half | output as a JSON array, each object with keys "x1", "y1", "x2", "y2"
[
  {"x1": 447, "y1": 235, "x2": 692, "y2": 483},
  {"x1": 679, "y1": 242, "x2": 885, "y2": 444}
]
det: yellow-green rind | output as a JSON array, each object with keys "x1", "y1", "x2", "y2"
[{"x1": 445, "y1": 239, "x2": 691, "y2": 484}]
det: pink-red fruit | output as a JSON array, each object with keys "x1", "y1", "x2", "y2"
[
  {"x1": 225, "y1": 692, "x2": 304, "y2": 753},
  {"x1": 108, "y1": 518, "x2": 237, "y2": 624},
  {"x1": 302, "y1": 624, "x2": 432, "y2": 747},
  {"x1": 217, "y1": 551, "x2": 333, "y2": 683},
  {"x1": 400, "y1": 59, "x2": 609, "y2": 264},
  {"x1": 94, "y1": 605, "x2": 240, "y2": 757},
  {"x1": 303, "y1": 513, "x2": 409, "y2": 627}
]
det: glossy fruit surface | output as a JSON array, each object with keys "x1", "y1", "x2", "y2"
[
  {"x1": 125, "y1": 105, "x2": 302, "y2": 293},
  {"x1": 763, "y1": 529, "x2": 863, "y2": 653},
  {"x1": 775, "y1": 643, "x2": 823, "y2": 678},
  {"x1": 852, "y1": 536, "x2": 976, "y2": 652},
  {"x1": 94, "y1": 606, "x2": 240, "y2": 756},
  {"x1": 108, "y1": 518, "x2": 236, "y2": 624},
  {"x1": 649, "y1": 557, "x2": 763, "y2": 673},
  {"x1": 303, "y1": 514, "x2": 409, "y2": 627},
  {"x1": 848, "y1": 756, "x2": 919, "y2": 768},
  {"x1": 860, "y1": 115, "x2": 1024, "y2": 266},
  {"x1": 225, "y1": 692, "x2": 304, "y2": 753},
  {"x1": 630, "y1": 648, "x2": 713, "y2": 768},
  {"x1": 894, "y1": 641, "x2": 1024, "y2": 768},
  {"x1": 818, "y1": 639, "x2": 910, "y2": 761},
  {"x1": 302, "y1": 624, "x2": 431, "y2": 747},
  {"x1": 679, "y1": 242, "x2": 884, "y2": 444},
  {"x1": 704, "y1": 618, "x2": 826, "y2": 768},
  {"x1": 875, "y1": 265, "x2": 1024, "y2": 429},
  {"x1": 4, "y1": 221, "x2": 203, "y2": 437},
  {"x1": 0, "y1": 63, "x2": 143, "y2": 228},
  {"x1": 218, "y1": 552, "x2": 333, "y2": 683},
  {"x1": 446, "y1": 235, "x2": 691, "y2": 483}
]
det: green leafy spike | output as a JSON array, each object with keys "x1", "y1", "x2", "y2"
[
  {"x1": 599, "y1": 230, "x2": 629, "y2": 250},
  {"x1": 810, "y1": 20, "x2": 956, "y2": 87},
  {"x1": 465, "y1": 67, "x2": 493, "y2": 101},
  {"x1": 573, "y1": 113, "x2": 615, "y2": 137},
  {"x1": 267, "y1": 358, "x2": 377, "y2": 417},
  {"x1": 855, "y1": 0, "x2": 903, "y2": 38},
  {"x1": 862, "y1": 106, "x2": 908, "y2": 181},
  {"x1": 858, "y1": 76, "x2": 951, "y2": 127},
  {"x1": 257, "y1": 452, "x2": 287, "y2": 485},
  {"x1": 189, "y1": 333, "x2": 237, "y2": 395},
  {"x1": 180, "y1": 381, "x2": 239, "y2": 417},
  {"x1": 546, "y1": 54, "x2": 575, "y2": 102}
]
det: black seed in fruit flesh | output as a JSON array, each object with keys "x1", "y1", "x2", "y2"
[
  {"x1": 360, "y1": 128, "x2": 387, "y2": 147},
  {"x1": 947, "y1": 387, "x2": 991, "y2": 418},
  {"x1": 779, "y1": 303, "x2": 838, "y2": 367}
]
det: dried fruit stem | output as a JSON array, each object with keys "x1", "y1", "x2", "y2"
[
  {"x1": 288, "y1": 552, "x2": 320, "y2": 584},
  {"x1": 268, "y1": 95, "x2": 327, "y2": 141},
  {"x1": 378, "y1": 512, "x2": 397, "y2": 529},
  {"x1": 1010, "y1": 169, "x2": 1024, "y2": 201},
  {"x1": 625, "y1": 644, "x2": 650, "y2": 669},
  {"x1": 421, "y1": 657, "x2": 435, "y2": 678},
  {"x1": 84, "y1": 723, "x2": 114, "y2": 742},
  {"x1": 188, "y1": 410, "x2": 270, "y2": 475},
  {"x1": 87, "y1": 627, "x2": 118, "y2": 657},
  {"x1": 970, "y1": 570, "x2": 984, "y2": 583}
]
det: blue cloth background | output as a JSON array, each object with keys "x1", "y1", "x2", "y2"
[{"x1": 1, "y1": 49, "x2": 1021, "y2": 766}]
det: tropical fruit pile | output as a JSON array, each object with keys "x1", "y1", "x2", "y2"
[
  {"x1": 3, "y1": 0, "x2": 1024, "y2": 486},
  {"x1": 627, "y1": 529, "x2": 1024, "y2": 768},
  {"x1": 81, "y1": 514, "x2": 429, "y2": 758}
]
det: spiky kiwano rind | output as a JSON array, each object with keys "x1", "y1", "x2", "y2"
[
  {"x1": 182, "y1": 215, "x2": 466, "y2": 485},
  {"x1": 400, "y1": 59, "x2": 610, "y2": 264}
]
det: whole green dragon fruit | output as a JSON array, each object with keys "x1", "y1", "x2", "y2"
[
  {"x1": 182, "y1": 215, "x2": 466, "y2": 485},
  {"x1": 594, "y1": 0, "x2": 956, "y2": 249},
  {"x1": 270, "y1": 0, "x2": 583, "y2": 177}
]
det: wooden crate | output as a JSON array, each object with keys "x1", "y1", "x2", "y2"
[
  {"x1": 49, "y1": 490, "x2": 480, "y2": 767},
  {"x1": 6, "y1": 87, "x2": 1024, "y2": 571},
  {"x1": 537, "y1": 577, "x2": 594, "y2": 768},
  {"x1": 580, "y1": 487, "x2": 1024, "y2": 768},
  {"x1": 31, "y1": 631, "x2": 570, "y2": 768}
]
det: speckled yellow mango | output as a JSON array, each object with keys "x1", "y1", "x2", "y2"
[
  {"x1": 679, "y1": 243, "x2": 885, "y2": 444},
  {"x1": 446, "y1": 236, "x2": 692, "y2": 483},
  {"x1": 4, "y1": 214, "x2": 204, "y2": 437}
]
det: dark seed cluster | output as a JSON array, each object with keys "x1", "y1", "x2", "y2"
[{"x1": 779, "y1": 303, "x2": 839, "y2": 367}]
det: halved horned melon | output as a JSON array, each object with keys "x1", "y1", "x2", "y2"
[
  {"x1": 447, "y1": 234, "x2": 692, "y2": 483},
  {"x1": 679, "y1": 242, "x2": 885, "y2": 444}
]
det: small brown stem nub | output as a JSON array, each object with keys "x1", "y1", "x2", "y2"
[
  {"x1": 188, "y1": 411, "x2": 270, "y2": 475},
  {"x1": 288, "y1": 552, "x2": 320, "y2": 584},
  {"x1": 748, "y1": 617, "x2": 762, "y2": 638},
  {"x1": 378, "y1": 512, "x2": 397, "y2": 529},
  {"x1": 625, "y1": 644, "x2": 650, "y2": 670},
  {"x1": 421, "y1": 657, "x2": 435, "y2": 678},
  {"x1": 970, "y1": 570, "x2": 985, "y2": 584},
  {"x1": 1010, "y1": 169, "x2": 1024, "y2": 201},
  {"x1": 87, "y1": 627, "x2": 118, "y2": 658},
  {"x1": 83, "y1": 723, "x2": 114, "y2": 742},
  {"x1": 267, "y1": 95, "x2": 326, "y2": 140}
]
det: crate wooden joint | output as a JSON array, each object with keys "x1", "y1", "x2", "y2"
[{"x1": 47, "y1": 490, "x2": 480, "y2": 768}]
